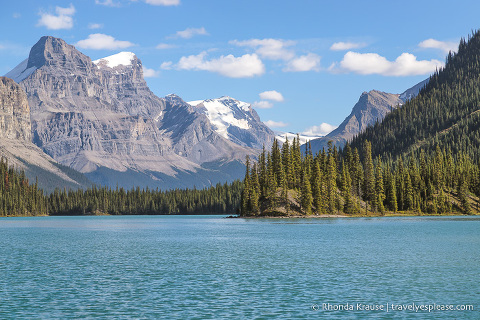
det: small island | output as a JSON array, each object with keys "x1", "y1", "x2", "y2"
[{"x1": 240, "y1": 138, "x2": 480, "y2": 218}]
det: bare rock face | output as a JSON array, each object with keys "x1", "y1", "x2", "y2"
[
  {"x1": 8, "y1": 36, "x2": 253, "y2": 188},
  {"x1": 309, "y1": 90, "x2": 403, "y2": 153},
  {"x1": 0, "y1": 77, "x2": 31, "y2": 140},
  {"x1": 0, "y1": 76, "x2": 87, "y2": 191}
]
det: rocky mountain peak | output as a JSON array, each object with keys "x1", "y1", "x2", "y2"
[
  {"x1": 27, "y1": 36, "x2": 92, "y2": 70},
  {"x1": 188, "y1": 96, "x2": 274, "y2": 149}
]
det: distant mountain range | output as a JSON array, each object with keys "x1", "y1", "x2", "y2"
[
  {"x1": 1, "y1": 35, "x2": 428, "y2": 190},
  {"x1": 4, "y1": 36, "x2": 275, "y2": 189}
]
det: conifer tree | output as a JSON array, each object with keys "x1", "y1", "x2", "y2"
[
  {"x1": 301, "y1": 168, "x2": 313, "y2": 215},
  {"x1": 375, "y1": 157, "x2": 385, "y2": 214},
  {"x1": 241, "y1": 156, "x2": 251, "y2": 215},
  {"x1": 363, "y1": 141, "x2": 375, "y2": 212},
  {"x1": 326, "y1": 142, "x2": 337, "y2": 213},
  {"x1": 312, "y1": 160, "x2": 325, "y2": 214}
]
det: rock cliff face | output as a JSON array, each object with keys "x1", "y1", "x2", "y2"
[
  {"x1": 309, "y1": 90, "x2": 403, "y2": 153},
  {"x1": 7, "y1": 36, "x2": 253, "y2": 189},
  {"x1": 0, "y1": 77, "x2": 89, "y2": 191},
  {"x1": 0, "y1": 77, "x2": 31, "y2": 140}
]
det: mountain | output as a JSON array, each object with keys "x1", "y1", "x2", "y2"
[
  {"x1": 348, "y1": 32, "x2": 480, "y2": 160},
  {"x1": 188, "y1": 96, "x2": 275, "y2": 149},
  {"x1": 309, "y1": 90, "x2": 403, "y2": 153},
  {"x1": 399, "y1": 79, "x2": 428, "y2": 102},
  {"x1": 0, "y1": 77, "x2": 90, "y2": 192},
  {"x1": 306, "y1": 78, "x2": 429, "y2": 154},
  {"x1": 6, "y1": 36, "x2": 254, "y2": 189}
]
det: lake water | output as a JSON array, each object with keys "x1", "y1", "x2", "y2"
[{"x1": 0, "y1": 215, "x2": 479, "y2": 319}]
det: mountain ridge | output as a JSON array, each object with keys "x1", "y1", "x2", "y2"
[{"x1": 6, "y1": 36, "x2": 258, "y2": 189}]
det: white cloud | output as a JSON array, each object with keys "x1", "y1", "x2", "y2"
[
  {"x1": 231, "y1": 38, "x2": 295, "y2": 61},
  {"x1": 143, "y1": 67, "x2": 160, "y2": 78},
  {"x1": 37, "y1": 4, "x2": 75, "y2": 30},
  {"x1": 95, "y1": 0, "x2": 121, "y2": 7},
  {"x1": 418, "y1": 38, "x2": 458, "y2": 53},
  {"x1": 302, "y1": 123, "x2": 337, "y2": 136},
  {"x1": 176, "y1": 51, "x2": 265, "y2": 78},
  {"x1": 259, "y1": 90, "x2": 284, "y2": 102},
  {"x1": 337, "y1": 51, "x2": 443, "y2": 76},
  {"x1": 13, "y1": 13, "x2": 21, "y2": 19},
  {"x1": 144, "y1": 0, "x2": 180, "y2": 5},
  {"x1": 76, "y1": 34, "x2": 135, "y2": 50},
  {"x1": 253, "y1": 101, "x2": 273, "y2": 109},
  {"x1": 330, "y1": 41, "x2": 367, "y2": 51},
  {"x1": 156, "y1": 43, "x2": 176, "y2": 49},
  {"x1": 88, "y1": 23, "x2": 103, "y2": 29},
  {"x1": 160, "y1": 61, "x2": 173, "y2": 70},
  {"x1": 265, "y1": 120, "x2": 288, "y2": 128},
  {"x1": 169, "y1": 27, "x2": 208, "y2": 39},
  {"x1": 284, "y1": 53, "x2": 321, "y2": 72}
]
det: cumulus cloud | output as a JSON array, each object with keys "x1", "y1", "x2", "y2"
[
  {"x1": 259, "y1": 90, "x2": 284, "y2": 102},
  {"x1": 252, "y1": 101, "x2": 273, "y2": 109},
  {"x1": 330, "y1": 41, "x2": 367, "y2": 51},
  {"x1": 144, "y1": 0, "x2": 180, "y2": 5},
  {"x1": 264, "y1": 120, "x2": 288, "y2": 128},
  {"x1": 336, "y1": 51, "x2": 443, "y2": 76},
  {"x1": 76, "y1": 34, "x2": 135, "y2": 50},
  {"x1": 231, "y1": 38, "x2": 295, "y2": 61},
  {"x1": 156, "y1": 43, "x2": 176, "y2": 49},
  {"x1": 143, "y1": 67, "x2": 160, "y2": 78},
  {"x1": 175, "y1": 51, "x2": 265, "y2": 78},
  {"x1": 37, "y1": 4, "x2": 75, "y2": 30},
  {"x1": 302, "y1": 123, "x2": 337, "y2": 136},
  {"x1": 88, "y1": 23, "x2": 103, "y2": 29},
  {"x1": 169, "y1": 27, "x2": 208, "y2": 39},
  {"x1": 418, "y1": 38, "x2": 458, "y2": 53},
  {"x1": 284, "y1": 53, "x2": 321, "y2": 72}
]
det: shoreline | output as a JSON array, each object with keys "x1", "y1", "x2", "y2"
[{"x1": 237, "y1": 212, "x2": 476, "y2": 219}]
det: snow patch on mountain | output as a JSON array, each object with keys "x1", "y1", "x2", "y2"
[
  {"x1": 4, "y1": 59, "x2": 37, "y2": 83},
  {"x1": 189, "y1": 96, "x2": 251, "y2": 139},
  {"x1": 93, "y1": 52, "x2": 136, "y2": 68}
]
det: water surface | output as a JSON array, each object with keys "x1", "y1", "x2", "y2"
[{"x1": 0, "y1": 215, "x2": 479, "y2": 319}]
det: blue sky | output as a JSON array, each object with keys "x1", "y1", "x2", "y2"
[{"x1": 0, "y1": 0, "x2": 477, "y2": 135}]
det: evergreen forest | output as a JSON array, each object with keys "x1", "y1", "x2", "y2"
[
  {"x1": 0, "y1": 157, "x2": 242, "y2": 217},
  {"x1": 240, "y1": 138, "x2": 480, "y2": 216},
  {"x1": 241, "y1": 31, "x2": 480, "y2": 217}
]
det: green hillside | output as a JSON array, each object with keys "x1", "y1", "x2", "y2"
[{"x1": 349, "y1": 31, "x2": 480, "y2": 160}]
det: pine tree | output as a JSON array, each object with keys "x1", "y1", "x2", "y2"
[
  {"x1": 341, "y1": 160, "x2": 355, "y2": 214},
  {"x1": 301, "y1": 168, "x2": 313, "y2": 215},
  {"x1": 326, "y1": 142, "x2": 337, "y2": 213},
  {"x1": 386, "y1": 168, "x2": 398, "y2": 213},
  {"x1": 241, "y1": 156, "x2": 251, "y2": 215},
  {"x1": 312, "y1": 160, "x2": 325, "y2": 214},
  {"x1": 363, "y1": 141, "x2": 375, "y2": 212},
  {"x1": 375, "y1": 157, "x2": 385, "y2": 214}
]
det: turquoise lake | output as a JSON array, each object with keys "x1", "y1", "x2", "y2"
[{"x1": 0, "y1": 215, "x2": 479, "y2": 319}]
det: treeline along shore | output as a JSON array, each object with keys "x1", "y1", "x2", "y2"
[
  {"x1": 0, "y1": 157, "x2": 241, "y2": 217},
  {"x1": 240, "y1": 137, "x2": 480, "y2": 217}
]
